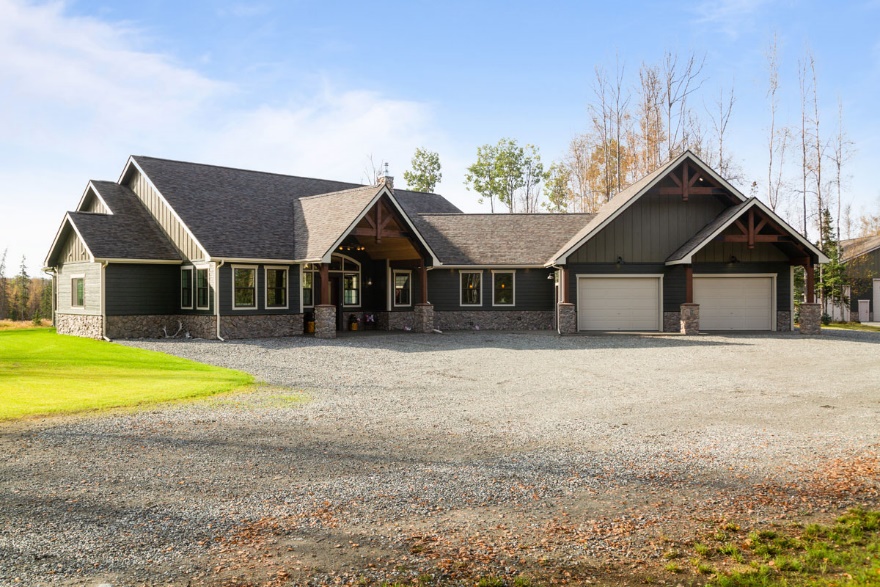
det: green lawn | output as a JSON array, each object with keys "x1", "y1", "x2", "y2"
[
  {"x1": 0, "y1": 328, "x2": 254, "y2": 420},
  {"x1": 823, "y1": 322, "x2": 880, "y2": 333}
]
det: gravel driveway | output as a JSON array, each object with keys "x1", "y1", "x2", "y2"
[{"x1": 1, "y1": 330, "x2": 878, "y2": 586}]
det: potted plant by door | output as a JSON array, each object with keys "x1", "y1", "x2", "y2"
[
  {"x1": 348, "y1": 314, "x2": 359, "y2": 331},
  {"x1": 304, "y1": 312, "x2": 315, "y2": 334}
]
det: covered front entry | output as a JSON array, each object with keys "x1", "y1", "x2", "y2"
[
  {"x1": 576, "y1": 276, "x2": 661, "y2": 331},
  {"x1": 694, "y1": 276, "x2": 774, "y2": 330}
]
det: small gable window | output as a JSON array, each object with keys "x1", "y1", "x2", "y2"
[
  {"x1": 265, "y1": 267, "x2": 288, "y2": 309},
  {"x1": 233, "y1": 266, "x2": 257, "y2": 309},
  {"x1": 460, "y1": 271, "x2": 482, "y2": 306},
  {"x1": 196, "y1": 268, "x2": 210, "y2": 310},
  {"x1": 71, "y1": 276, "x2": 84, "y2": 308},
  {"x1": 492, "y1": 271, "x2": 515, "y2": 306},
  {"x1": 393, "y1": 270, "x2": 411, "y2": 307},
  {"x1": 180, "y1": 268, "x2": 193, "y2": 309}
]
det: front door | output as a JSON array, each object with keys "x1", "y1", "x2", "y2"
[
  {"x1": 329, "y1": 275, "x2": 344, "y2": 330},
  {"x1": 859, "y1": 299, "x2": 871, "y2": 323}
]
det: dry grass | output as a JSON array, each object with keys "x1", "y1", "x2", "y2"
[{"x1": 0, "y1": 319, "x2": 50, "y2": 331}]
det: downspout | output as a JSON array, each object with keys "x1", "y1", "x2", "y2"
[
  {"x1": 549, "y1": 264, "x2": 563, "y2": 334},
  {"x1": 215, "y1": 260, "x2": 225, "y2": 341},
  {"x1": 101, "y1": 261, "x2": 110, "y2": 341}
]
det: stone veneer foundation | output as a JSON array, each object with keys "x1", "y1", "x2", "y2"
[
  {"x1": 220, "y1": 314, "x2": 303, "y2": 339},
  {"x1": 776, "y1": 311, "x2": 792, "y2": 332},
  {"x1": 680, "y1": 303, "x2": 700, "y2": 335},
  {"x1": 55, "y1": 313, "x2": 103, "y2": 339},
  {"x1": 798, "y1": 303, "x2": 822, "y2": 335},
  {"x1": 413, "y1": 304, "x2": 434, "y2": 333},
  {"x1": 663, "y1": 312, "x2": 681, "y2": 333},
  {"x1": 556, "y1": 304, "x2": 577, "y2": 334},
  {"x1": 105, "y1": 315, "x2": 217, "y2": 339},
  {"x1": 435, "y1": 310, "x2": 554, "y2": 331}
]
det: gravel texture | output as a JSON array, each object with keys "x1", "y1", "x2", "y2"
[{"x1": 1, "y1": 330, "x2": 879, "y2": 586}]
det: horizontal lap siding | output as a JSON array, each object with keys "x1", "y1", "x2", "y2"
[
  {"x1": 428, "y1": 268, "x2": 553, "y2": 311},
  {"x1": 105, "y1": 264, "x2": 178, "y2": 315},
  {"x1": 220, "y1": 264, "x2": 301, "y2": 315},
  {"x1": 56, "y1": 262, "x2": 101, "y2": 315}
]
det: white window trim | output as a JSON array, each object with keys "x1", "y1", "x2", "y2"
[
  {"x1": 70, "y1": 274, "x2": 85, "y2": 308},
  {"x1": 491, "y1": 270, "x2": 516, "y2": 307},
  {"x1": 195, "y1": 264, "x2": 211, "y2": 311},
  {"x1": 341, "y1": 273, "x2": 361, "y2": 308},
  {"x1": 301, "y1": 265, "x2": 315, "y2": 310},
  {"x1": 264, "y1": 266, "x2": 289, "y2": 310},
  {"x1": 180, "y1": 266, "x2": 194, "y2": 310},
  {"x1": 393, "y1": 270, "x2": 412, "y2": 307},
  {"x1": 460, "y1": 270, "x2": 483, "y2": 307},
  {"x1": 231, "y1": 264, "x2": 258, "y2": 311}
]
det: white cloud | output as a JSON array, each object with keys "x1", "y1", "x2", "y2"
[
  {"x1": 0, "y1": 0, "x2": 454, "y2": 275},
  {"x1": 692, "y1": 0, "x2": 769, "y2": 37}
]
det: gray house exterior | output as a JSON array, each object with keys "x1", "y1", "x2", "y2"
[
  {"x1": 45, "y1": 151, "x2": 828, "y2": 340},
  {"x1": 841, "y1": 234, "x2": 880, "y2": 321}
]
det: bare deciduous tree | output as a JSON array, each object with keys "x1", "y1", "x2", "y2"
[{"x1": 661, "y1": 50, "x2": 706, "y2": 160}]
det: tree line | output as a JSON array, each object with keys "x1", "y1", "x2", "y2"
[
  {"x1": 0, "y1": 249, "x2": 52, "y2": 323},
  {"x1": 402, "y1": 41, "x2": 877, "y2": 246}
]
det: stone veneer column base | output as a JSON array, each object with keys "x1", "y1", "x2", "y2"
[
  {"x1": 557, "y1": 303, "x2": 577, "y2": 335},
  {"x1": 680, "y1": 303, "x2": 700, "y2": 335},
  {"x1": 315, "y1": 305, "x2": 337, "y2": 339},
  {"x1": 413, "y1": 303, "x2": 434, "y2": 333},
  {"x1": 798, "y1": 303, "x2": 822, "y2": 335},
  {"x1": 55, "y1": 314, "x2": 103, "y2": 339},
  {"x1": 663, "y1": 312, "x2": 681, "y2": 333}
]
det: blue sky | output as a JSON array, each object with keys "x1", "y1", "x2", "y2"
[{"x1": 2, "y1": 0, "x2": 879, "y2": 275}]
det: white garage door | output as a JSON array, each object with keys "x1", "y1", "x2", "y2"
[
  {"x1": 694, "y1": 277, "x2": 773, "y2": 331},
  {"x1": 577, "y1": 277, "x2": 660, "y2": 331}
]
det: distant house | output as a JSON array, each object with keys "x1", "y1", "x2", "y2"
[
  {"x1": 841, "y1": 234, "x2": 880, "y2": 322},
  {"x1": 44, "y1": 151, "x2": 827, "y2": 340}
]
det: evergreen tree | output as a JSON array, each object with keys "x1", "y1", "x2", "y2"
[
  {"x1": 39, "y1": 279, "x2": 53, "y2": 324},
  {"x1": 12, "y1": 256, "x2": 30, "y2": 321},
  {"x1": 0, "y1": 248, "x2": 7, "y2": 320},
  {"x1": 817, "y1": 208, "x2": 847, "y2": 319}
]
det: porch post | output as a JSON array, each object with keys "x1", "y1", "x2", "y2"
[
  {"x1": 685, "y1": 265, "x2": 694, "y2": 304},
  {"x1": 413, "y1": 261, "x2": 434, "y2": 333},
  {"x1": 556, "y1": 266, "x2": 576, "y2": 335},
  {"x1": 680, "y1": 265, "x2": 699, "y2": 335},
  {"x1": 800, "y1": 261, "x2": 821, "y2": 335},
  {"x1": 315, "y1": 263, "x2": 336, "y2": 339}
]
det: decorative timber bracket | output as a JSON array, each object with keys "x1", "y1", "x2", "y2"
[
  {"x1": 352, "y1": 199, "x2": 409, "y2": 243},
  {"x1": 658, "y1": 162, "x2": 728, "y2": 201}
]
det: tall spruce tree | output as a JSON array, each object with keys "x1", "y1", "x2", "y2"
[
  {"x1": 12, "y1": 256, "x2": 29, "y2": 321},
  {"x1": 817, "y1": 208, "x2": 846, "y2": 319}
]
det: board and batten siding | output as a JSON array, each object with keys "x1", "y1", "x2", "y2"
[
  {"x1": 127, "y1": 169, "x2": 205, "y2": 261},
  {"x1": 568, "y1": 190, "x2": 728, "y2": 264},
  {"x1": 219, "y1": 264, "x2": 301, "y2": 315},
  {"x1": 428, "y1": 268, "x2": 554, "y2": 312},
  {"x1": 56, "y1": 261, "x2": 101, "y2": 315},
  {"x1": 82, "y1": 194, "x2": 109, "y2": 214},
  {"x1": 59, "y1": 230, "x2": 90, "y2": 264},
  {"x1": 104, "y1": 264, "x2": 179, "y2": 316},
  {"x1": 694, "y1": 241, "x2": 789, "y2": 263}
]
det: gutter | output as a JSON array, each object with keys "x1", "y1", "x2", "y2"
[{"x1": 214, "y1": 260, "x2": 225, "y2": 341}]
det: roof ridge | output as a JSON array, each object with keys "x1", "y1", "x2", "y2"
[
  {"x1": 298, "y1": 184, "x2": 382, "y2": 201},
  {"x1": 418, "y1": 212, "x2": 595, "y2": 217},
  {"x1": 132, "y1": 155, "x2": 365, "y2": 187}
]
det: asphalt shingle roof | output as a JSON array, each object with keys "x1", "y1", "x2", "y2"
[
  {"x1": 840, "y1": 234, "x2": 880, "y2": 262},
  {"x1": 130, "y1": 156, "x2": 461, "y2": 260},
  {"x1": 66, "y1": 182, "x2": 181, "y2": 261},
  {"x1": 293, "y1": 186, "x2": 383, "y2": 261},
  {"x1": 413, "y1": 213, "x2": 594, "y2": 266}
]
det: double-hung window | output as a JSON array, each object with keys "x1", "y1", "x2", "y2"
[
  {"x1": 196, "y1": 268, "x2": 210, "y2": 310},
  {"x1": 70, "y1": 276, "x2": 84, "y2": 308},
  {"x1": 460, "y1": 271, "x2": 482, "y2": 306},
  {"x1": 492, "y1": 271, "x2": 515, "y2": 306},
  {"x1": 265, "y1": 267, "x2": 288, "y2": 309},
  {"x1": 233, "y1": 266, "x2": 257, "y2": 309},
  {"x1": 180, "y1": 268, "x2": 193, "y2": 309},
  {"x1": 302, "y1": 266, "x2": 314, "y2": 308},
  {"x1": 393, "y1": 270, "x2": 411, "y2": 307}
]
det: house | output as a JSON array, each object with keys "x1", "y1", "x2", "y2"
[
  {"x1": 841, "y1": 234, "x2": 880, "y2": 322},
  {"x1": 44, "y1": 151, "x2": 828, "y2": 340}
]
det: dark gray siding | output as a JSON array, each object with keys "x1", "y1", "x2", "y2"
[
  {"x1": 848, "y1": 249, "x2": 880, "y2": 313},
  {"x1": 428, "y1": 268, "x2": 554, "y2": 311},
  {"x1": 568, "y1": 190, "x2": 728, "y2": 264},
  {"x1": 694, "y1": 241, "x2": 789, "y2": 263},
  {"x1": 105, "y1": 264, "x2": 178, "y2": 316},
  {"x1": 219, "y1": 264, "x2": 301, "y2": 315}
]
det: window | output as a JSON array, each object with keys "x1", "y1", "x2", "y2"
[
  {"x1": 71, "y1": 277, "x2": 84, "y2": 308},
  {"x1": 343, "y1": 273, "x2": 359, "y2": 306},
  {"x1": 493, "y1": 271, "x2": 515, "y2": 306},
  {"x1": 180, "y1": 268, "x2": 193, "y2": 309},
  {"x1": 460, "y1": 271, "x2": 482, "y2": 306},
  {"x1": 196, "y1": 268, "x2": 210, "y2": 310},
  {"x1": 265, "y1": 267, "x2": 288, "y2": 308},
  {"x1": 393, "y1": 271, "x2": 411, "y2": 306},
  {"x1": 302, "y1": 269, "x2": 314, "y2": 307},
  {"x1": 233, "y1": 266, "x2": 257, "y2": 309}
]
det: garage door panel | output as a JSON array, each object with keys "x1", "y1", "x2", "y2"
[
  {"x1": 694, "y1": 277, "x2": 772, "y2": 330},
  {"x1": 577, "y1": 277, "x2": 660, "y2": 331}
]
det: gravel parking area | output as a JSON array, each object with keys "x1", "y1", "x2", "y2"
[{"x1": 1, "y1": 330, "x2": 879, "y2": 586}]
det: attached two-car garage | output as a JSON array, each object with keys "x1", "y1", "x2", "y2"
[{"x1": 576, "y1": 274, "x2": 776, "y2": 331}]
